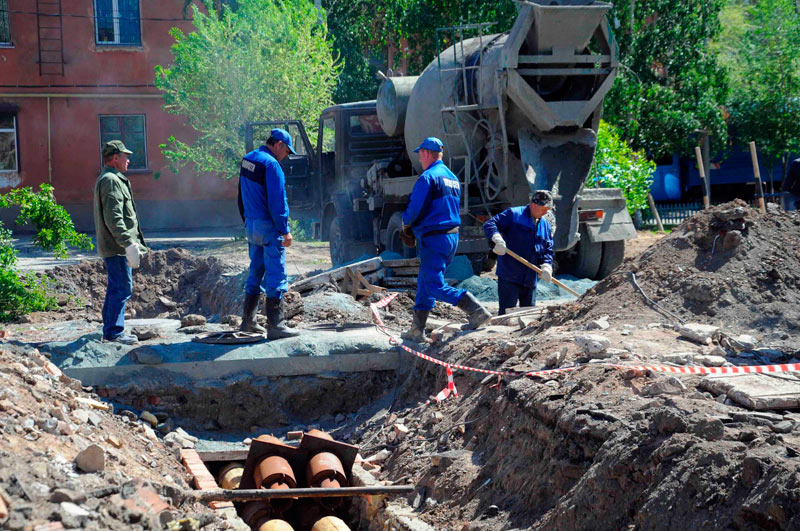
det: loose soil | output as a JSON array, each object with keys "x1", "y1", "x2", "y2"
[{"x1": 3, "y1": 202, "x2": 800, "y2": 530}]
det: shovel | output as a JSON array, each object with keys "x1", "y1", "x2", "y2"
[{"x1": 503, "y1": 249, "x2": 582, "y2": 298}]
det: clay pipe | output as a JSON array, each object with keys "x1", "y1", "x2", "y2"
[{"x1": 503, "y1": 249, "x2": 581, "y2": 297}]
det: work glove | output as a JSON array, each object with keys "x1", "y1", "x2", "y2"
[
  {"x1": 491, "y1": 233, "x2": 507, "y2": 255},
  {"x1": 539, "y1": 263, "x2": 553, "y2": 283},
  {"x1": 125, "y1": 243, "x2": 141, "y2": 269},
  {"x1": 400, "y1": 225, "x2": 416, "y2": 248}
]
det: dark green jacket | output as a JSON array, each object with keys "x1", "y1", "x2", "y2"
[{"x1": 93, "y1": 167, "x2": 146, "y2": 258}]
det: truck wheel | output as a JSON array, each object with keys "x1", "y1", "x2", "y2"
[
  {"x1": 328, "y1": 217, "x2": 376, "y2": 266},
  {"x1": 573, "y1": 226, "x2": 602, "y2": 279},
  {"x1": 386, "y1": 212, "x2": 416, "y2": 259},
  {"x1": 596, "y1": 240, "x2": 625, "y2": 279}
]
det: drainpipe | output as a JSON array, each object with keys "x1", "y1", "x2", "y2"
[{"x1": 47, "y1": 96, "x2": 51, "y2": 183}]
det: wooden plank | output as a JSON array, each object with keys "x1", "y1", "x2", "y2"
[
  {"x1": 290, "y1": 257, "x2": 382, "y2": 292},
  {"x1": 382, "y1": 258, "x2": 421, "y2": 268},
  {"x1": 381, "y1": 277, "x2": 459, "y2": 288},
  {"x1": 196, "y1": 449, "x2": 250, "y2": 462},
  {"x1": 387, "y1": 266, "x2": 420, "y2": 277}
]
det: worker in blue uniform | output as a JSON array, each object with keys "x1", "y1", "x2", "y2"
[
  {"x1": 238, "y1": 128, "x2": 300, "y2": 339},
  {"x1": 483, "y1": 190, "x2": 555, "y2": 315},
  {"x1": 401, "y1": 137, "x2": 491, "y2": 342}
]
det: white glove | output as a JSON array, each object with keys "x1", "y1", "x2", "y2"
[
  {"x1": 539, "y1": 263, "x2": 553, "y2": 283},
  {"x1": 125, "y1": 243, "x2": 141, "y2": 269},
  {"x1": 491, "y1": 233, "x2": 507, "y2": 255}
]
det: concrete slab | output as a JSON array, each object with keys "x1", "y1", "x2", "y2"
[
  {"x1": 40, "y1": 325, "x2": 406, "y2": 387},
  {"x1": 699, "y1": 372, "x2": 800, "y2": 410}
]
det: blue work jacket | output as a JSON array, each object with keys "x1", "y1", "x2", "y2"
[
  {"x1": 237, "y1": 146, "x2": 290, "y2": 236},
  {"x1": 402, "y1": 160, "x2": 461, "y2": 239},
  {"x1": 483, "y1": 206, "x2": 554, "y2": 287}
]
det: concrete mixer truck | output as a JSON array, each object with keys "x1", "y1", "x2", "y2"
[{"x1": 244, "y1": 0, "x2": 637, "y2": 280}]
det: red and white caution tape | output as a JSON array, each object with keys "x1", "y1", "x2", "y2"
[{"x1": 369, "y1": 297, "x2": 800, "y2": 403}]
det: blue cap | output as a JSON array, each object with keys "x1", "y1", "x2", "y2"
[
  {"x1": 269, "y1": 128, "x2": 297, "y2": 155},
  {"x1": 413, "y1": 137, "x2": 444, "y2": 153}
]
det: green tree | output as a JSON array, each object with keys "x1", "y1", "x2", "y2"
[
  {"x1": 155, "y1": 0, "x2": 340, "y2": 178},
  {"x1": 588, "y1": 121, "x2": 655, "y2": 215},
  {"x1": 322, "y1": 0, "x2": 518, "y2": 104},
  {"x1": 724, "y1": 0, "x2": 800, "y2": 177},
  {"x1": 603, "y1": 0, "x2": 729, "y2": 159},
  {"x1": 0, "y1": 185, "x2": 93, "y2": 321}
]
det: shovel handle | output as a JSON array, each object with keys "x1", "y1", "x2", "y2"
[{"x1": 504, "y1": 249, "x2": 581, "y2": 298}]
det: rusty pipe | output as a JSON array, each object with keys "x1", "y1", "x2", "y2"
[
  {"x1": 306, "y1": 451, "x2": 347, "y2": 509},
  {"x1": 239, "y1": 500, "x2": 270, "y2": 527},
  {"x1": 188, "y1": 485, "x2": 414, "y2": 503},
  {"x1": 254, "y1": 455, "x2": 297, "y2": 513}
]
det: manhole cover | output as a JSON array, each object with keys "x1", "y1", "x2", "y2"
[{"x1": 192, "y1": 331, "x2": 266, "y2": 344}]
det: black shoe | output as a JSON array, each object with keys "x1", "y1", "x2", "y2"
[
  {"x1": 265, "y1": 297, "x2": 300, "y2": 340},
  {"x1": 240, "y1": 292, "x2": 266, "y2": 334},
  {"x1": 456, "y1": 292, "x2": 491, "y2": 330},
  {"x1": 401, "y1": 310, "x2": 430, "y2": 342}
]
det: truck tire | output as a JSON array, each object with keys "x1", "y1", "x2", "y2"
[
  {"x1": 572, "y1": 226, "x2": 602, "y2": 279},
  {"x1": 596, "y1": 240, "x2": 625, "y2": 279},
  {"x1": 386, "y1": 212, "x2": 417, "y2": 259},
  {"x1": 328, "y1": 216, "x2": 377, "y2": 266}
]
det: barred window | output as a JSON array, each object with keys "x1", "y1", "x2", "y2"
[
  {"x1": 94, "y1": 0, "x2": 141, "y2": 45},
  {"x1": 0, "y1": 113, "x2": 18, "y2": 173},
  {"x1": 99, "y1": 115, "x2": 147, "y2": 170},
  {"x1": 0, "y1": 0, "x2": 10, "y2": 44}
]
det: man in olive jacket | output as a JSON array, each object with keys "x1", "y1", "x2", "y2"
[{"x1": 93, "y1": 140, "x2": 147, "y2": 344}]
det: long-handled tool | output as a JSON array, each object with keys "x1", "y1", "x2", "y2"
[{"x1": 504, "y1": 249, "x2": 581, "y2": 298}]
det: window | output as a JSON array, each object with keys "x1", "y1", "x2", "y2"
[
  {"x1": 0, "y1": 113, "x2": 18, "y2": 173},
  {"x1": 99, "y1": 115, "x2": 147, "y2": 170},
  {"x1": 0, "y1": 0, "x2": 10, "y2": 44},
  {"x1": 321, "y1": 117, "x2": 335, "y2": 154},
  {"x1": 349, "y1": 114, "x2": 383, "y2": 135},
  {"x1": 94, "y1": 0, "x2": 141, "y2": 45}
]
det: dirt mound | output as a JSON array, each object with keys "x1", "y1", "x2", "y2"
[
  {"x1": 44, "y1": 248, "x2": 243, "y2": 321},
  {"x1": 546, "y1": 201, "x2": 800, "y2": 345}
]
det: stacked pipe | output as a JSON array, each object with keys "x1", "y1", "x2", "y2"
[{"x1": 235, "y1": 430, "x2": 355, "y2": 531}]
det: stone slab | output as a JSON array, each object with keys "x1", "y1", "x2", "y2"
[
  {"x1": 40, "y1": 327, "x2": 407, "y2": 387},
  {"x1": 699, "y1": 373, "x2": 800, "y2": 410}
]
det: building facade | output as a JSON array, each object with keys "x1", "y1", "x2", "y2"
[{"x1": 0, "y1": 0, "x2": 239, "y2": 232}]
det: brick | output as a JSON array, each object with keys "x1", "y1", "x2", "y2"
[
  {"x1": 210, "y1": 501, "x2": 234, "y2": 510},
  {"x1": 34, "y1": 523, "x2": 64, "y2": 531}
]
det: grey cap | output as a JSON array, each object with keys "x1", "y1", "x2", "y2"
[{"x1": 531, "y1": 190, "x2": 553, "y2": 207}]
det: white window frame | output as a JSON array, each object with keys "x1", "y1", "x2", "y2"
[
  {"x1": 94, "y1": 0, "x2": 140, "y2": 46},
  {"x1": 0, "y1": 114, "x2": 18, "y2": 174},
  {"x1": 98, "y1": 114, "x2": 148, "y2": 171}
]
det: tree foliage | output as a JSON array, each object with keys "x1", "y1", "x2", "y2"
[
  {"x1": 322, "y1": 0, "x2": 518, "y2": 103},
  {"x1": 0, "y1": 185, "x2": 93, "y2": 321},
  {"x1": 588, "y1": 121, "x2": 655, "y2": 215},
  {"x1": 155, "y1": 0, "x2": 340, "y2": 178},
  {"x1": 603, "y1": 0, "x2": 729, "y2": 159},
  {"x1": 723, "y1": 0, "x2": 800, "y2": 175}
]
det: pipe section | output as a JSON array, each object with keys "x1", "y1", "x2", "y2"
[
  {"x1": 218, "y1": 462, "x2": 244, "y2": 490},
  {"x1": 311, "y1": 516, "x2": 351, "y2": 531}
]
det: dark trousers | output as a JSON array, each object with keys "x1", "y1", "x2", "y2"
[
  {"x1": 498, "y1": 278, "x2": 536, "y2": 315},
  {"x1": 102, "y1": 255, "x2": 133, "y2": 339}
]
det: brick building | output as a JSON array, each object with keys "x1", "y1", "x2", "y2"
[{"x1": 0, "y1": 0, "x2": 239, "y2": 232}]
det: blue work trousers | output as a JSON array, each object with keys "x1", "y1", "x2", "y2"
[
  {"x1": 245, "y1": 220, "x2": 288, "y2": 299},
  {"x1": 102, "y1": 255, "x2": 133, "y2": 339},
  {"x1": 414, "y1": 233, "x2": 467, "y2": 311},
  {"x1": 784, "y1": 192, "x2": 800, "y2": 211},
  {"x1": 498, "y1": 278, "x2": 536, "y2": 316}
]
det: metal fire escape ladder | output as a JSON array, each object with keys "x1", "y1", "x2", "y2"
[
  {"x1": 36, "y1": 0, "x2": 65, "y2": 76},
  {"x1": 435, "y1": 22, "x2": 506, "y2": 216}
]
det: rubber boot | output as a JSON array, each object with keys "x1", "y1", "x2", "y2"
[
  {"x1": 265, "y1": 297, "x2": 300, "y2": 340},
  {"x1": 401, "y1": 310, "x2": 430, "y2": 342},
  {"x1": 456, "y1": 292, "x2": 492, "y2": 330},
  {"x1": 240, "y1": 293, "x2": 266, "y2": 334}
]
